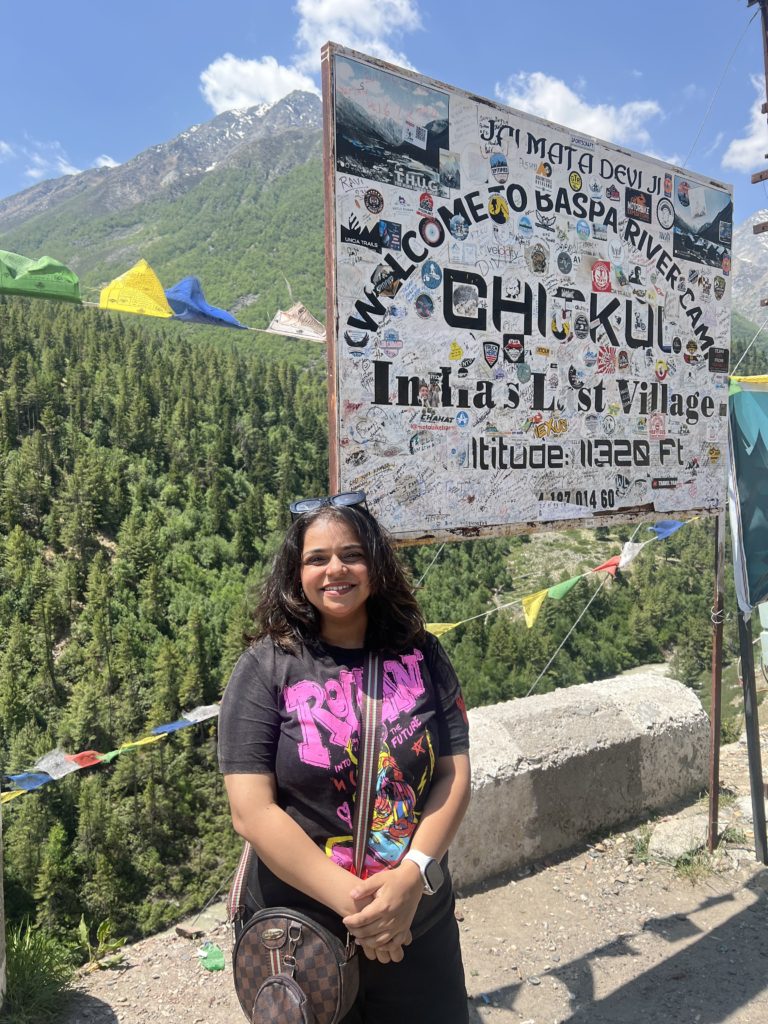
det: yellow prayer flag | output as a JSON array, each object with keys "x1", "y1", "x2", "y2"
[
  {"x1": 426, "y1": 623, "x2": 460, "y2": 638},
  {"x1": 99, "y1": 259, "x2": 173, "y2": 318},
  {"x1": 1, "y1": 789, "x2": 27, "y2": 804},
  {"x1": 118, "y1": 734, "x2": 168, "y2": 753},
  {"x1": 522, "y1": 588, "x2": 549, "y2": 628}
]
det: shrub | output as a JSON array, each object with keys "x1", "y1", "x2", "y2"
[{"x1": 0, "y1": 920, "x2": 74, "y2": 1024}]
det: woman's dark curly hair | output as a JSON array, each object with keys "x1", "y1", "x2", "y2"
[{"x1": 253, "y1": 505, "x2": 426, "y2": 654}]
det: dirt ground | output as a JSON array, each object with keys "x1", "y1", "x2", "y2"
[{"x1": 59, "y1": 734, "x2": 768, "y2": 1024}]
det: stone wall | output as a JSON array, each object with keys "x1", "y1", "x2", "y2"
[{"x1": 450, "y1": 669, "x2": 709, "y2": 889}]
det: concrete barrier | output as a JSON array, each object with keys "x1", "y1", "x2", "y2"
[{"x1": 450, "y1": 669, "x2": 709, "y2": 889}]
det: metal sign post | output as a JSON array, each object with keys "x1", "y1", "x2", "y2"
[
  {"x1": 708, "y1": 514, "x2": 725, "y2": 852},
  {"x1": 737, "y1": 612, "x2": 768, "y2": 863}
]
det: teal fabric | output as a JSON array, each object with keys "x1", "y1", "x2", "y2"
[{"x1": 730, "y1": 383, "x2": 768, "y2": 609}]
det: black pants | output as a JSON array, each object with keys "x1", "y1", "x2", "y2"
[{"x1": 340, "y1": 902, "x2": 469, "y2": 1024}]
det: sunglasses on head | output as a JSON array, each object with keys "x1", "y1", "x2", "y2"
[{"x1": 289, "y1": 491, "x2": 368, "y2": 522}]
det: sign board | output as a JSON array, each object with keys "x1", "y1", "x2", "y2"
[{"x1": 321, "y1": 43, "x2": 733, "y2": 543}]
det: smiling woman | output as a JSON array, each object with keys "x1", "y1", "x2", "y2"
[
  {"x1": 218, "y1": 494, "x2": 472, "y2": 1023},
  {"x1": 300, "y1": 518, "x2": 372, "y2": 646}
]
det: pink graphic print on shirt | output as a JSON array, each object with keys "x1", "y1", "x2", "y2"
[{"x1": 283, "y1": 650, "x2": 426, "y2": 769}]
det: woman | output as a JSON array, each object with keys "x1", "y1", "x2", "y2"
[{"x1": 218, "y1": 491, "x2": 471, "y2": 1023}]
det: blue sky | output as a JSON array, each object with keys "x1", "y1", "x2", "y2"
[{"x1": 1, "y1": 0, "x2": 766, "y2": 225}]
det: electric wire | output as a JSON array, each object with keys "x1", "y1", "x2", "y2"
[
  {"x1": 683, "y1": 10, "x2": 758, "y2": 167},
  {"x1": 416, "y1": 543, "x2": 445, "y2": 587},
  {"x1": 732, "y1": 312, "x2": 768, "y2": 372},
  {"x1": 524, "y1": 523, "x2": 644, "y2": 698}
]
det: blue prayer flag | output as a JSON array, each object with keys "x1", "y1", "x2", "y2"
[
  {"x1": 4, "y1": 772, "x2": 53, "y2": 791},
  {"x1": 165, "y1": 276, "x2": 246, "y2": 329},
  {"x1": 151, "y1": 720, "x2": 195, "y2": 735}
]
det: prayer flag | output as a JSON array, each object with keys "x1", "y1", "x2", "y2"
[
  {"x1": 0, "y1": 249, "x2": 81, "y2": 303},
  {"x1": 165, "y1": 276, "x2": 246, "y2": 329},
  {"x1": 618, "y1": 541, "x2": 649, "y2": 569},
  {"x1": 267, "y1": 302, "x2": 325, "y2": 342},
  {"x1": 647, "y1": 520, "x2": 684, "y2": 541},
  {"x1": 1, "y1": 790, "x2": 27, "y2": 804},
  {"x1": 118, "y1": 735, "x2": 168, "y2": 752},
  {"x1": 593, "y1": 555, "x2": 621, "y2": 577},
  {"x1": 426, "y1": 623, "x2": 460, "y2": 637},
  {"x1": 99, "y1": 259, "x2": 173, "y2": 318},
  {"x1": 65, "y1": 751, "x2": 104, "y2": 769},
  {"x1": 547, "y1": 576, "x2": 581, "y2": 600},
  {"x1": 182, "y1": 704, "x2": 220, "y2": 724},
  {"x1": 151, "y1": 719, "x2": 194, "y2": 735},
  {"x1": 522, "y1": 588, "x2": 549, "y2": 628},
  {"x1": 3, "y1": 772, "x2": 53, "y2": 791},
  {"x1": 34, "y1": 749, "x2": 83, "y2": 780}
]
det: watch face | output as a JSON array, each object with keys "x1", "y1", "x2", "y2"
[{"x1": 424, "y1": 859, "x2": 444, "y2": 893}]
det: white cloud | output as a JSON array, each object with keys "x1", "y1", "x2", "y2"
[
  {"x1": 94, "y1": 154, "x2": 119, "y2": 168},
  {"x1": 722, "y1": 75, "x2": 768, "y2": 172},
  {"x1": 683, "y1": 83, "x2": 704, "y2": 101},
  {"x1": 200, "y1": 53, "x2": 319, "y2": 115},
  {"x1": 293, "y1": 0, "x2": 421, "y2": 71},
  {"x1": 199, "y1": 0, "x2": 422, "y2": 115},
  {"x1": 0, "y1": 140, "x2": 14, "y2": 160},
  {"x1": 703, "y1": 131, "x2": 724, "y2": 159},
  {"x1": 23, "y1": 142, "x2": 81, "y2": 182},
  {"x1": 496, "y1": 72, "x2": 663, "y2": 150}
]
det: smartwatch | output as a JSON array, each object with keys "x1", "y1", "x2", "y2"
[{"x1": 403, "y1": 849, "x2": 444, "y2": 895}]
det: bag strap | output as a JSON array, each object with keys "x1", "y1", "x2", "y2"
[
  {"x1": 228, "y1": 651, "x2": 384, "y2": 923},
  {"x1": 351, "y1": 651, "x2": 383, "y2": 878},
  {"x1": 228, "y1": 840, "x2": 253, "y2": 924}
]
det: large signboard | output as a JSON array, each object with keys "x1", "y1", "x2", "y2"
[{"x1": 321, "y1": 43, "x2": 733, "y2": 543}]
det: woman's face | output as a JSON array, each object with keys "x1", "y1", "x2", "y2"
[{"x1": 300, "y1": 516, "x2": 371, "y2": 635}]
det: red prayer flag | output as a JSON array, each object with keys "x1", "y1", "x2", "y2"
[
  {"x1": 65, "y1": 750, "x2": 104, "y2": 768},
  {"x1": 593, "y1": 555, "x2": 621, "y2": 576}
]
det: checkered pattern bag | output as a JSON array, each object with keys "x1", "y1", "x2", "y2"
[
  {"x1": 233, "y1": 909, "x2": 359, "y2": 1024},
  {"x1": 230, "y1": 653, "x2": 383, "y2": 1024}
]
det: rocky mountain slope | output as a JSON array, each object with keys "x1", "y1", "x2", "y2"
[
  {"x1": 0, "y1": 90, "x2": 764, "y2": 345},
  {"x1": 0, "y1": 92, "x2": 325, "y2": 326},
  {"x1": 733, "y1": 209, "x2": 768, "y2": 327},
  {"x1": 0, "y1": 92, "x2": 321, "y2": 234}
]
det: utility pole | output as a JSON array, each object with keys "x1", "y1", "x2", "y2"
[
  {"x1": 748, "y1": 0, "x2": 768, "y2": 311},
  {"x1": 1, "y1": 805, "x2": 5, "y2": 1007}
]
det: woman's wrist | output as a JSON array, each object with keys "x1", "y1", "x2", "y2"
[{"x1": 396, "y1": 858, "x2": 424, "y2": 894}]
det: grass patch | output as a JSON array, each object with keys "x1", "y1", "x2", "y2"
[
  {"x1": 720, "y1": 717, "x2": 743, "y2": 746},
  {"x1": 630, "y1": 824, "x2": 652, "y2": 864},
  {"x1": 0, "y1": 920, "x2": 75, "y2": 1024},
  {"x1": 697, "y1": 787, "x2": 737, "y2": 809},
  {"x1": 674, "y1": 849, "x2": 714, "y2": 884},
  {"x1": 720, "y1": 824, "x2": 748, "y2": 846}
]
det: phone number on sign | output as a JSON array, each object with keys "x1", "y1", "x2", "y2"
[{"x1": 538, "y1": 489, "x2": 616, "y2": 510}]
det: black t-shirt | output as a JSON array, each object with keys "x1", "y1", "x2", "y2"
[{"x1": 218, "y1": 634, "x2": 470, "y2": 936}]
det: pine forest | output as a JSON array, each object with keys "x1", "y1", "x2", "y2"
[{"x1": 0, "y1": 147, "x2": 765, "y2": 951}]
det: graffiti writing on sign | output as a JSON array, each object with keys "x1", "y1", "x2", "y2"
[{"x1": 325, "y1": 45, "x2": 732, "y2": 541}]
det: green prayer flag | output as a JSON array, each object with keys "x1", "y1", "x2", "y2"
[
  {"x1": 547, "y1": 576, "x2": 581, "y2": 600},
  {"x1": 0, "y1": 249, "x2": 81, "y2": 303}
]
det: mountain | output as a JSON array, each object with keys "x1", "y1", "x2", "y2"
[
  {"x1": 0, "y1": 90, "x2": 764, "y2": 352},
  {"x1": 732, "y1": 209, "x2": 768, "y2": 327},
  {"x1": 0, "y1": 92, "x2": 322, "y2": 234},
  {"x1": 0, "y1": 92, "x2": 326, "y2": 330}
]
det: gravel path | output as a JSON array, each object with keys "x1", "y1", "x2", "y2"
[{"x1": 59, "y1": 735, "x2": 768, "y2": 1024}]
